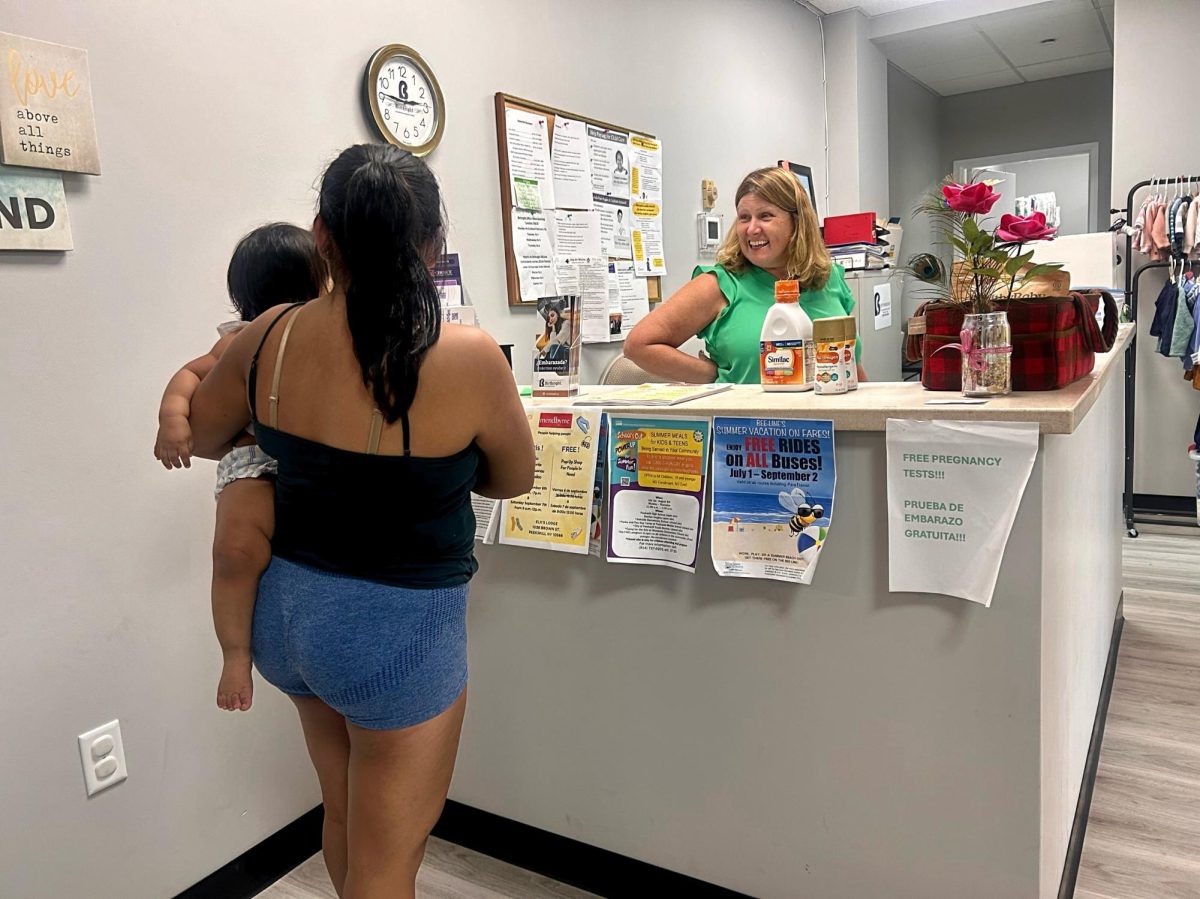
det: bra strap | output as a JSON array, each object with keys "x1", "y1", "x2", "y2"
[
  {"x1": 267, "y1": 303, "x2": 306, "y2": 429},
  {"x1": 247, "y1": 303, "x2": 305, "y2": 422},
  {"x1": 365, "y1": 408, "x2": 410, "y2": 455},
  {"x1": 367, "y1": 409, "x2": 384, "y2": 454}
]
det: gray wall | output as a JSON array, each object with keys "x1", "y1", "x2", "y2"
[
  {"x1": 887, "y1": 65, "x2": 942, "y2": 320},
  {"x1": 1112, "y1": 0, "x2": 1200, "y2": 498},
  {"x1": 939, "y1": 69, "x2": 1113, "y2": 234},
  {"x1": 825, "y1": 10, "x2": 890, "y2": 219},
  {"x1": 0, "y1": 1, "x2": 829, "y2": 896}
]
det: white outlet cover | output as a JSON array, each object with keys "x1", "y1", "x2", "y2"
[{"x1": 78, "y1": 719, "x2": 127, "y2": 797}]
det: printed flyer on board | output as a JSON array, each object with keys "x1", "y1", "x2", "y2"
[
  {"x1": 711, "y1": 417, "x2": 836, "y2": 585},
  {"x1": 500, "y1": 408, "x2": 602, "y2": 554},
  {"x1": 606, "y1": 416, "x2": 710, "y2": 572}
]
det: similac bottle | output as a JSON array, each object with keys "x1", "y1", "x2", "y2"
[
  {"x1": 812, "y1": 317, "x2": 847, "y2": 395},
  {"x1": 759, "y1": 279, "x2": 815, "y2": 391},
  {"x1": 841, "y1": 315, "x2": 859, "y2": 390}
]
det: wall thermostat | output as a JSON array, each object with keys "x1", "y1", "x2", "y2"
[{"x1": 698, "y1": 213, "x2": 723, "y2": 256}]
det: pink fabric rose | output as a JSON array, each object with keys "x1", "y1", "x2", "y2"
[
  {"x1": 942, "y1": 182, "x2": 1000, "y2": 215},
  {"x1": 995, "y1": 211, "x2": 1057, "y2": 243}
]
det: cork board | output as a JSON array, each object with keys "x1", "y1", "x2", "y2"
[{"x1": 494, "y1": 92, "x2": 661, "y2": 307}]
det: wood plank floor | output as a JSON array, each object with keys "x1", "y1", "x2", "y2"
[
  {"x1": 259, "y1": 835, "x2": 598, "y2": 898},
  {"x1": 1077, "y1": 530, "x2": 1200, "y2": 899}
]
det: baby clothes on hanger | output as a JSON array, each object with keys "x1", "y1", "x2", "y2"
[
  {"x1": 1150, "y1": 268, "x2": 1180, "y2": 355},
  {"x1": 1132, "y1": 193, "x2": 1151, "y2": 247},
  {"x1": 1170, "y1": 270, "x2": 1198, "y2": 359},
  {"x1": 1187, "y1": 194, "x2": 1200, "y2": 259},
  {"x1": 1171, "y1": 193, "x2": 1193, "y2": 257},
  {"x1": 1150, "y1": 199, "x2": 1171, "y2": 261}
]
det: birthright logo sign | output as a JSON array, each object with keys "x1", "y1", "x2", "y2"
[{"x1": 886, "y1": 419, "x2": 1038, "y2": 607}]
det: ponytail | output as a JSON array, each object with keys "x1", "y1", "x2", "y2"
[{"x1": 319, "y1": 145, "x2": 444, "y2": 423}]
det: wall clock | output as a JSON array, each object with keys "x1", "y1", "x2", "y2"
[{"x1": 364, "y1": 44, "x2": 444, "y2": 156}]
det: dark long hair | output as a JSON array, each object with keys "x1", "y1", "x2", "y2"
[
  {"x1": 318, "y1": 144, "x2": 444, "y2": 423},
  {"x1": 226, "y1": 222, "x2": 326, "y2": 321}
]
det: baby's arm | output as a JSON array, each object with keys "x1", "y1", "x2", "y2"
[{"x1": 155, "y1": 333, "x2": 238, "y2": 469}]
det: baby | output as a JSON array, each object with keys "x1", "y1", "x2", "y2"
[{"x1": 154, "y1": 223, "x2": 326, "y2": 711}]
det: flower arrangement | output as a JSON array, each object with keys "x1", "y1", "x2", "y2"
[{"x1": 914, "y1": 177, "x2": 1062, "y2": 315}]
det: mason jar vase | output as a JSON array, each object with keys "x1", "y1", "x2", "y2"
[{"x1": 961, "y1": 311, "x2": 1012, "y2": 397}]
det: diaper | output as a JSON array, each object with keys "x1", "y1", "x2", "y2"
[{"x1": 214, "y1": 444, "x2": 278, "y2": 499}]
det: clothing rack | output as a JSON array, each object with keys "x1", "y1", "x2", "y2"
[{"x1": 1122, "y1": 175, "x2": 1200, "y2": 537}]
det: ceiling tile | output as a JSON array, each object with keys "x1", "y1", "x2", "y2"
[
  {"x1": 809, "y1": 0, "x2": 948, "y2": 14},
  {"x1": 906, "y1": 54, "x2": 1013, "y2": 84},
  {"x1": 929, "y1": 69, "x2": 1024, "y2": 96},
  {"x1": 877, "y1": 22, "x2": 996, "y2": 69},
  {"x1": 975, "y1": 0, "x2": 1095, "y2": 26},
  {"x1": 1017, "y1": 50, "x2": 1113, "y2": 81},
  {"x1": 980, "y1": 7, "x2": 1109, "y2": 66}
]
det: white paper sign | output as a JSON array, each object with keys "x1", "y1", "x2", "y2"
[
  {"x1": 614, "y1": 261, "x2": 650, "y2": 336},
  {"x1": 552, "y1": 210, "x2": 602, "y2": 257},
  {"x1": 874, "y1": 283, "x2": 893, "y2": 331},
  {"x1": 505, "y1": 109, "x2": 555, "y2": 211},
  {"x1": 595, "y1": 194, "x2": 632, "y2": 259},
  {"x1": 551, "y1": 117, "x2": 593, "y2": 210},
  {"x1": 556, "y1": 256, "x2": 611, "y2": 344},
  {"x1": 588, "y1": 125, "x2": 630, "y2": 201},
  {"x1": 512, "y1": 209, "x2": 557, "y2": 302},
  {"x1": 886, "y1": 419, "x2": 1039, "y2": 607},
  {"x1": 471, "y1": 494, "x2": 502, "y2": 544}
]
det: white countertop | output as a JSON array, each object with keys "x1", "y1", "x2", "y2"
[{"x1": 536, "y1": 324, "x2": 1133, "y2": 435}]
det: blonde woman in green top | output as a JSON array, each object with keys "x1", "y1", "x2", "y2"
[{"x1": 626, "y1": 166, "x2": 865, "y2": 384}]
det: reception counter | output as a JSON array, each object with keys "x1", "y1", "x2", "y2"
[{"x1": 452, "y1": 326, "x2": 1131, "y2": 899}]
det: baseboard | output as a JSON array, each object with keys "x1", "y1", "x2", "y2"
[
  {"x1": 1057, "y1": 594, "x2": 1125, "y2": 899},
  {"x1": 173, "y1": 805, "x2": 323, "y2": 899},
  {"x1": 173, "y1": 799, "x2": 749, "y2": 898},
  {"x1": 1132, "y1": 493, "x2": 1194, "y2": 515},
  {"x1": 432, "y1": 800, "x2": 751, "y2": 898}
]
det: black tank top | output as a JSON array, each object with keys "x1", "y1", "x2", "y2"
[{"x1": 248, "y1": 304, "x2": 481, "y2": 588}]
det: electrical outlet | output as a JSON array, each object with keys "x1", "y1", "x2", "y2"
[{"x1": 78, "y1": 719, "x2": 127, "y2": 797}]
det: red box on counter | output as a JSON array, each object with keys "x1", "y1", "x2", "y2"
[{"x1": 822, "y1": 212, "x2": 877, "y2": 247}]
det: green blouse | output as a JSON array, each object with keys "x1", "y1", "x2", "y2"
[{"x1": 694, "y1": 263, "x2": 858, "y2": 384}]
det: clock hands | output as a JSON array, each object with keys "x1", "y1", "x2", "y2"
[{"x1": 377, "y1": 91, "x2": 425, "y2": 110}]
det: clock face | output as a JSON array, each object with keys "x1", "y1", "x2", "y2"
[{"x1": 365, "y1": 45, "x2": 444, "y2": 156}]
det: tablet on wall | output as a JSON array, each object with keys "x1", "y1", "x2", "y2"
[{"x1": 778, "y1": 160, "x2": 817, "y2": 221}]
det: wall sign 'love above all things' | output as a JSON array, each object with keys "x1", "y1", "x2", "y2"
[{"x1": 0, "y1": 31, "x2": 101, "y2": 175}]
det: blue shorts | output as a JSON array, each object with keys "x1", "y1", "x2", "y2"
[{"x1": 252, "y1": 557, "x2": 468, "y2": 730}]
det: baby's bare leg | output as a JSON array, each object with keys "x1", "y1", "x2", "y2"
[{"x1": 212, "y1": 477, "x2": 274, "y2": 711}]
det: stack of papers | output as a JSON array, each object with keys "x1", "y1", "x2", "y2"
[{"x1": 573, "y1": 383, "x2": 733, "y2": 406}]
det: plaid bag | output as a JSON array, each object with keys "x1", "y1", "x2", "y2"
[{"x1": 905, "y1": 291, "x2": 1119, "y2": 391}]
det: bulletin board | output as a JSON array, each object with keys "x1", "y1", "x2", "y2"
[{"x1": 494, "y1": 92, "x2": 663, "y2": 309}]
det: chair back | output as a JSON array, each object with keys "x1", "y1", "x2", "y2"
[{"x1": 600, "y1": 354, "x2": 654, "y2": 385}]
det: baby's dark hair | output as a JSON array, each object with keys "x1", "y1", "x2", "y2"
[{"x1": 226, "y1": 222, "x2": 326, "y2": 321}]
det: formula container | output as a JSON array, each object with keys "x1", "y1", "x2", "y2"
[
  {"x1": 760, "y1": 279, "x2": 815, "y2": 392},
  {"x1": 841, "y1": 315, "x2": 859, "y2": 390},
  {"x1": 813, "y1": 316, "x2": 847, "y2": 395}
]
